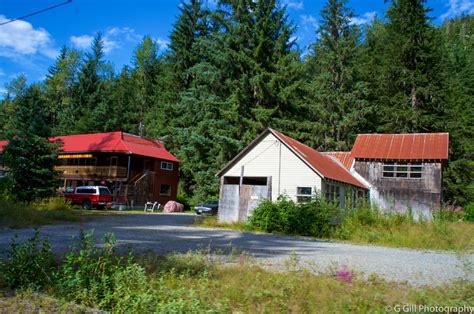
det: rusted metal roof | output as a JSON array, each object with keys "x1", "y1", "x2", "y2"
[
  {"x1": 324, "y1": 152, "x2": 354, "y2": 170},
  {"x1": 271, "y1": 130, "x2": 367, "y2": 189},
  {"x1": 351, "y1": 133, "x2": 449, "y2": 161}
]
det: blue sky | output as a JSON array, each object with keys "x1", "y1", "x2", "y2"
[{"x1": 0, "y1": 0, "x2": 473, "y2": 96}]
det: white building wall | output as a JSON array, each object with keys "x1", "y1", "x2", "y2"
[{"x1": 222, "y1": 133, "x2": 322, "y2": 201}]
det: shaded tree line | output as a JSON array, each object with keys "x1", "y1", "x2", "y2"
[{"x1": 0, "y1": 0, "x2": 473, "y2": 207}]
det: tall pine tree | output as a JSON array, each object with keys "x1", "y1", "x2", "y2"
[
  {"x1": 305, "y1": 0, "x2": 369, "y2": 151},
  {"x1": 376, "y1": 0, "x2": 446, "y2": 132},
  {"x1": 3, "y1": 84, "x2": 60, "y2": 202}
]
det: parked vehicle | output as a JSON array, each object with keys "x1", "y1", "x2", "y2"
[
  {"x1": 63, "y1": 186, "x2": 112, "y2": 210},
  {"x1": 194, "y1": 200, "x2": 219, "y2": 215}
]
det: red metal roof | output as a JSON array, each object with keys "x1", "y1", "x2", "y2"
[
  {"x1": 271, "y1": 129, "x2": 367, "y2": 189},
  {"x1": 324, "y1": 152, "x2": 354, "y2": 170},
  {"x1": 351, "y1": 133, "x2": 449, "y2": 160},
  {"x1": 0, "y1": 132, "x2": 179, "y2": 162}
]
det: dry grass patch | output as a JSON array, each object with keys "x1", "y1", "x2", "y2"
[
  {"x1": 340, "y1": 221, "x2": 474, "y2": 251},
  {"x1": 0, "y1": 198, "x2": 80, "y2": 228},
  {"x1": 194, "y1": 215, "x2": 252, "y2": 231}
]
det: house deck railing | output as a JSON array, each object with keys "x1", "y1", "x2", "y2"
[{"x1": 55, "y1": 165, "x2": 128, "y2": 178}]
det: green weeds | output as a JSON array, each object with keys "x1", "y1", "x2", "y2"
[{"x1": 0, "y1": 230, "x2": 472, "y2": 313}]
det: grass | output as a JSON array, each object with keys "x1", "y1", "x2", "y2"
[
  {"x1": 336, "y1": 219, "x2": 474, "y2": 251},
  {"x1": 1, "y1": 230, "x2": 472, "y2": 313},
  {"x1": 194, "y1": 215, "x2": 474, "y2": 251},
  {"x1": 194, "y1": 215, "x2": 253, "y2": 231},
  {"x1": 2, "y1": 249, "x2": 473, "y2": 313},
  {"x1": 0, "y1": 290, "x2": 90, "y2": 313},
  {"x1": 0, "y1": 198, "x2": 80, "y2": 228}
]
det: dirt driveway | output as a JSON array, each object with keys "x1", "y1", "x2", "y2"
[{"x1": 0, "y1": 213, "x2": 472, "y2": 286}]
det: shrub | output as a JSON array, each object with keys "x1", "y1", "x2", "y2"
[
  {"x1": 176, "y1": 191, "x2": 191, "y2": 211},
  {"x1": 56, "y1": 230, "x2": 127, "y2": 308},
  {"x1": 433, "y1": 206, "x2": 465, "y2": 222},
  {"x1": 463, "y1": 203, "x2": 474, "y2": 222},
  {"x1": 249, "y1": 196, "x2": 339, "y2": 237},
  {"x1": 0, "y1": 230, "x2": 56, "y2": 290},
  {"x1": 35, "y1": 197, "x2": 71, "y2": 211}
]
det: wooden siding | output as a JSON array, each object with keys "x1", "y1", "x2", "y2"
[
  {"x1": 221, "y1": 133, "x2": 322, "y2": 202},
  {"x1": 353, "y1": 160, "x2": 442, "y2": 217}
]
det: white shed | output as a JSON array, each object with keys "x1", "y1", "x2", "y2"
[{"x1": 217, "y1": 128, "x2": 367, "y2": 223}]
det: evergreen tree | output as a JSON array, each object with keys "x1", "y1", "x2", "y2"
[
  {"x1": 305, "y1": 0, "x2": 369, "y2": 150},
  {"x1": 44, "y1": 46, "x2": 82, "y2": 135},
  {"x1": 73, "y1": 33, "x2": 108, "y2": 133},
  {"x1": 132, "y1": 36, "x2": 163, "y2": 133},
  {"x1": 168, "y1": 0, "x2": 210, "y2": 89},
  {"x1": 440, "y1": 15, "x2": 474, "y2": 206},
  {"x1": 0, "y1": 75, "x2": 28, "y2": 139},
  {"x1": 3, "y1": 84, "x2": 60, "y2": 202},
  {"x1": 376, "y1": 0, "x2": 446, "y2": 132},
  {"x1": 167, "y1": 0, "x2": 302, "y2": 200}
]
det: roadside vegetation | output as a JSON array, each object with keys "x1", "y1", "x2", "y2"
[
  {"x1": 0, "y1": 197, "x2": 80, "y2": 228},
  {"x1": 196, "y1": 197, "x2": 474, "y2": 251},
  {"x1": 0, "y1": 231, "x2": 472, "y2": 313}
]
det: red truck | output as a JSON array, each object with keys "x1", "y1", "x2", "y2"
[{"x1": 63, "y1": 186, "x2": 113, "y2": 210}]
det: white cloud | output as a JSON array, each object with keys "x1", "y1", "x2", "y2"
[
  {"x1": 0, "y1": 68, "x2": 4, "y2": 76},
  {"x1": 70, "y1": 27, "x2": 142, "y2": 54},
  {"x1": 440, "y1": 0, "x2": 474, "y2": 20},
  {"x1": 70, "y1": 35, "x2": 94, "y2": 50},
  {"x1": 282, "y1": 0, "x2": 304, "y2": 10},
  {"x1": 300, "y1": 14, "x2": 318, "y2": 29},
  {"x1": 0, "y1": 15, "x2": 58, "y2": 59},
  {"x1": 156, "y1": 38, "x2": 169, "y2": 49},
  {"x1": 350, "y1": 11, "x2": 377, "y2": 25}
]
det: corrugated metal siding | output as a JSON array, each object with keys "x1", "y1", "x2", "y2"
[{"x1": 351, "y1": 133, "x2": 449, "y2": 160}]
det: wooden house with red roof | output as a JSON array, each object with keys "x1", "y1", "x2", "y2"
[
  {"x1": 216, "y1": 128, "x2": 368, "y2": 223},
  {"x1": 0, "y1": 131, "x2": 179, "y2": 206}
]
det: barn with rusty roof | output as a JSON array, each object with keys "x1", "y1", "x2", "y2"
[
  {"x1": 217, "y1": 128, "x2": 449, "y2": 222},
  {"x1": 346, "y1": 133, "x2": 448, "y2": 218}
]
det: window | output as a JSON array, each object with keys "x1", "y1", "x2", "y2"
[
  {"x1": 383, "y1": 162, "x2": 423, "y2": 179},
  {"x1": 296, "y1": 187, "x2": 312, "y2": 203},
  {"x1": 325, "y1": 184, "x2": 340, "y2": 203},
  {"x1": 99, "y1": 187, "x2": 111, "y2": 195},
  {"x1": 160, "y1": 184, "x2": 171, "y2": 196},
  {"x1": 110, "y1": 156, "x2": 118, "y2": 167},
  {"x1": 76, "y1": 188, "x2": 96, "y2": 194},
  {"x1": 161, "y1": 161, "x2": 173, "y2": 171}
]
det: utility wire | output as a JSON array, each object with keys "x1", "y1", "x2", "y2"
[{"x1": 0, "y1": 0, "x2": 73, "y2": 26}]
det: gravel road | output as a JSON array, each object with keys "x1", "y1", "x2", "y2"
[{"x1": 0, "y1": 213, "x2": 472, "y2": 286}]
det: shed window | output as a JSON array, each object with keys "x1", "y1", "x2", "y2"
[
  {"x1": 160, "y1": 184, "x2": 171, "y2": 196},
  {"x1": 383, "y1": 162, "x2": 423, "y2": 179},
  {"x1": 296, "y1": 187, "x2": 312, "y2": 203},
  {"x1": 161, "y1": 161, "x2": 173, "y2": 171},
  {"x1": 325, "y1": 184, "x2": 340, "y2": 203}
]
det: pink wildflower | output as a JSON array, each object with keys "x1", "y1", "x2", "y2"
[{"x1": 335, "y1": 265, "x2": 353, "y2": 284}]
